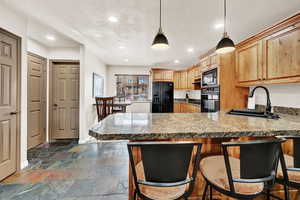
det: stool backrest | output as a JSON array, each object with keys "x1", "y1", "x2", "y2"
[
  {"x1": 95, "y1": 97, "x2": 114, "y2": 121},
  {"x1": 127, "y1": 142, "x2": 202, "y2": 199},
  {"x1": 141, "y1": 143, "x2": 193, "y2": 182},
  {"x1": 222, "y1": 139, "x2": 285, "y2": 192}
]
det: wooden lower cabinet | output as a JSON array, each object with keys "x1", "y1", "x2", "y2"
[
  {"x1": 174, "y1": 103, "x2": 200, "y2": 113},
  {"x1": 129, "y1": 137, "x2": 299, "y2": 200}
]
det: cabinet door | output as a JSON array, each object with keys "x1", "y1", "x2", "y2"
[
  {"x1": 174, "y1": 72, "x2": 180, "y2": 89},
  {"x1": 266, "y1": 28, "x2": 300, "y2": 79},
  {"x1": 180, "y1": 71, "x2": 188, "y2": 89},
  {"x1": 163, "y1": 71, "x2": 173, "y2": 81},
  {"x1": 236, "y1": 41, "x2": 263, "y2": 82},
  {"x1": 210, "y1": 54, "x2": 219, "y2": 66},
  {"x1": 174, "y1": 103, "x2": 180, "y2": 113},
  {"x1": 187, "y1": 70, "x2": 194, "y2": 90},
  {"x1": 153, "y1": 71, "x2": 163, "y2": 81},
  {"x1": 180, "y1": 104, "x2": 186, "y2": 113}
]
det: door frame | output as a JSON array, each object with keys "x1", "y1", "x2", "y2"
[
  {"x1": 48, "y1": 59, "x2": 80, "y2": 141},
  {"x1": 0, "y1": 28, "x2": 21, "y2": 171},
  {"x1": 27, "y1": 52, "x2": 47, "y2": 148}
]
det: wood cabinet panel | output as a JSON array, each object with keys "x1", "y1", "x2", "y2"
[
  {"x1": 173, "y1": 71, "x2": 180, "y2": 89},
  {"x1": 180, "y1": 71, "x2": 188, "y2": 89},
  {"x1": 163, "y1": 70, "x2": 173, "y2": 80},
  {"x1": 187, "y1": 69, "x2": 194, "y2": 90},
  {"x1": 153, "y1": 71, "x2": 162, "y2": 80},
  {"x1": 152, "y1": 69, "x2": 174, "y2": 82},
  {"x1": 174, "y1": 103, "x2": 180, "y2": 113},
  {"x1": 236, "y1": 41, "x2": 263, "y2": 82},
  {"x1": 265, "y1": 27, "x2": 300, "y2": 79}
]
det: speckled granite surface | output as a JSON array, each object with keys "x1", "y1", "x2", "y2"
[{"x1": 89, "y1": 112, "x2": 300, "y2": 140}]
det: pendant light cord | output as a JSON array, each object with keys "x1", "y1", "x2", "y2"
[
  {"x1": 159, "y1": 0, "x2": 162, "y2": 32},
  {"x1": 224, "y1": 0, "x2": 227, "y2": 36}
]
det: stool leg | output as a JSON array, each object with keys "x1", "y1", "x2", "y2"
[
  {"x1": 134, "y1": 190, "x2": 137, "y2": 200},
  {"x1": 266, "y1": 187, "x2": 271, "y2": 200},
  {"x1": 209, "y1": 185, "x2": 213, "y2": 200},
  {"x1": 283, "y1": 184, "x2": 289, "y2": 200},
  {"x1": 202, "y1": 182, "x2": 208, "y2": 200}
]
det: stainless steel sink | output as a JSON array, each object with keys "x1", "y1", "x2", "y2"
[{"x1": 227, "y1": 109, "x2": 280, "y2": 119}]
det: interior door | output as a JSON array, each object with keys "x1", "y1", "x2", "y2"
[
  {"x1": 0, "y1": 30, "x2": 18, "y2": 180},
  {"x1": 27, "y1": 53, "x2": 46, "y2": 149},
  {"x1": 51, "y1": 62, "x2": 79, "y2": 139}
]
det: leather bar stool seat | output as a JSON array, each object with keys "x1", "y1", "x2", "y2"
[
  {"x1": 136, "y1": 162, "x2": 188, "y2": 200},
  {"x1": 200, "y1": 155, "x2": 264, "y2": 195}
]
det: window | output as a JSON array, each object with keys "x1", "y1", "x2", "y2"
[{"x1": 116, "y1": 75, "x2": 149, "y2": 101}]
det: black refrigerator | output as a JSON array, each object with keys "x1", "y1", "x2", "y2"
[{"x1": 152, "y1": 82, "x2": 174, "y2": 113}]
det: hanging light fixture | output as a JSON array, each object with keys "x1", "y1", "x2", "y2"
[
  {"x1": 152, "y1": 0, "x2": 169, "y2": 49},
  {"x1": 216, "y1": 0, "x2": 235, "y2": 54}
]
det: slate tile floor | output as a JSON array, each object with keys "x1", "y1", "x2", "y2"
[{"x1": 0, "y1": 140, "x2": 129, "y2": 200}]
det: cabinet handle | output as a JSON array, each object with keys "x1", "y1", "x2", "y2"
[{"x1": 10, "y1": 112, "x2": 17, "y2": 115}]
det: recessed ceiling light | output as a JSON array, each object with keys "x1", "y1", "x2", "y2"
[
  {"x1": 215, "y1": 23, "x2": 224, "y2": 29},
  {"x1": 174, "y1": 60, "x2": 180, "y2": 64},
  {"x1": 46, "y1": 35, "x2": 56, "y2": 41},
  {"x1": 124, "y1": 59, "x2": 129, "y2": 62},
  {"x1": 108, "y1": 16, "x2": 118, "y2": 23},
  {"x1": 119, "y1": 46, "x2": 125, "y2": 49},
  {"x1": 187, "y1": 48, "x2": 194, "y2": 53}
]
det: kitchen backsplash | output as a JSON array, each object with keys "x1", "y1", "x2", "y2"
[{"x1": 174, "y1": 90, "x2": 201, "y2": 99}]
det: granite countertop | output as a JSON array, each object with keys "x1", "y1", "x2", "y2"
[{"x1": 89, "y1": 112, "x2": 300, "y2": 140}]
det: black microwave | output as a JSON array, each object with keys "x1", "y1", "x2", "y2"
[{"x1": 202, "y1": 68, "x2": 218, "y2": 87}]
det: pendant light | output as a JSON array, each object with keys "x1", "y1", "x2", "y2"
[
  {"x1": 216, "y1": 0, "x2": 235, "y2": 54},
  {"x1": 152, "y1": 0, "x2": 169, "y2": 49}
]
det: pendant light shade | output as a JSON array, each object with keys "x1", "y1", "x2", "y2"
[
  {"x1": 216, "y1": 33, "x2": 235, "y2": 54},
  {"x1": 152, "y1": 0, "x2": 169, "y2": 49},
  {"x1": 152, "y1": 28, "x2": 169, "y2": 49},
  {"x1": 216, "y1": 0, "x2": 235, "y2": 54}
]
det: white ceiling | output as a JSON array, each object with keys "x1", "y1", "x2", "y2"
[
  {"x1": 27, "y1": 19, "x2": 80, "y2": 48},
  {"x1": 3, "y1": 0, "x2": 300, "y2": 68}
]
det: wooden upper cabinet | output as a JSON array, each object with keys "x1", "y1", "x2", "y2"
[
  {"x1": 235, "y1": 41, "x2": 263, "y2": 83},
  {"x1": 193, "y1": 66, "x2": 201, "y2": 79},
  {"x1": 265, "y1": 27, "x2": 300, "y2": 80},
  {"x1": 187, "y1": 69, "x2": 194, "y2": 90},
  {"x1": 180, "y1": 71, "x2": 188, "y2": 89},
  {"x1": 151, "y1": 69, "x2": 174, "y2": 82},
  {"x1": 174, "y1": 71, "x2": 181, "y2": 89}
]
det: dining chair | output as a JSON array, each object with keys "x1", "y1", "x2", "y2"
[
  {"x1": 276, "y1": 136, "x2": 300, "y2": 200},
  {"x1": 127, "y1": 142, "x2": 202, "y2": 200},
  {"x1": 200, "y1": 139, "x2": 286, "y2": 200},
  {"x1": 95, "y1": 97, "x2": 114, "y2": 122}
]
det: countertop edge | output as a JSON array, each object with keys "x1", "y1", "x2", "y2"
[{"x1": 89, "y1": 129, "x2": 300, "y2": 141}]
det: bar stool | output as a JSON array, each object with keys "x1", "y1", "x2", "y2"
[
  {"x1": 276, "y1": 136, "x2": 300, "y2": 200},
  {"x1": 127, "y1": 142, "x2": 202, "y2": 200},
  {"x1": 200, "y1": 139, "x2": 286, "y2": 200}
]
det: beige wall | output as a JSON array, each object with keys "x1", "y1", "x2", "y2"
[{"x1": 79, "y1": 46, "x2": 107, "y2": 143}]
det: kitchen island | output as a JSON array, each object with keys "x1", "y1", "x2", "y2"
[{"x1": 89, "y1": 112, "x2": 300, "y2": 199}]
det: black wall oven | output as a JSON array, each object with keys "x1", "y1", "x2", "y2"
[
  {"x1": 202, "y1": 68, "x2": 218, "y2": 87},
  {"x1": 201, "y1": 86, "x2": 220, "y2": 113}
]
